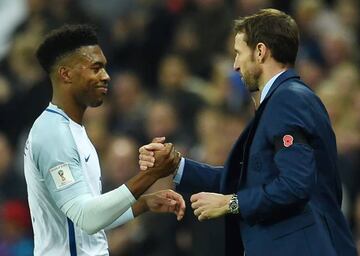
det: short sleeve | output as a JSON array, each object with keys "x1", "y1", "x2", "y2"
[{"x1": 31, "y1": 121, "x2": 90, "y2": 208}]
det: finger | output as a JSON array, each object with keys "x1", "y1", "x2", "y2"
[
  {"x1": 191, "y1": 201, "x2": 202, "y2": 210},
  {"x1": 198, "y1": 211, "x2": 210, "y2": 221},
  {"x1": 143, "y1": 143, "x2": 165, "y2": 151},
  {"x1": 140, "y1": 165, "x2": 148, "y2": 171},
  {"x1": 152, "y1": 137, "x2": 166, "y2": 143},
  {"x1": 156, "y1": 197, "x2": 177, "y2": 207},
  {"x1": 176, "y1": 206, "x2": 185, "y2": 221},
  {"x1": 190, "y1": 193, "x2": 201, "y2": 203},
  {"x1": 139, "y1": 160, "x2": 154, "y2": 168},
  {"x1": 194, "y1": 206, "x2": 205, "y2": 217},
  {"x1": 163, "y1": 143, "x2": 174, "y2": 154},
  {"x1": 165, "y1": 191, "x2": 185, "y2": 220},
  {"x1": 139, "y1": 154, "x2": 155, "y2": 163},
  {"x1": 139, "y1": 146, "x2": 154, "y2": 155}
]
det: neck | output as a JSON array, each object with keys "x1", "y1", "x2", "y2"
[
  {"x1": 258, "y1": 62, "x2": 289, "y2": 92},
  {"x1": 52, "y1": 85, "x2": 86, "y2": 125}
]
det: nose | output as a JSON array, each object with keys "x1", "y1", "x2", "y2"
[
  {"x1": 233, "y1": 56, "x2": 240, "y2": 72},
  {"x1": 233, "y1": 62, "x2": 240, "y2": 72},
  {"x1": 101, "y1": 69, "x2": 111, "y2": 83}
]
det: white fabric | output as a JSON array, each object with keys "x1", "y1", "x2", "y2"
[
  {"x1": 24, "y1": 103, "x2": 135, "y2": 256},
  {"x1": 61, "y1": 185, "x2": 135, "y2": 234},
  {"x1": 173, "y1": 157, "x2": 185, "y2": 185}
]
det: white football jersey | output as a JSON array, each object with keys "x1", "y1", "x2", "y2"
[{"x1": 24, "y1": 103, "x2": 109, "y2": 256}]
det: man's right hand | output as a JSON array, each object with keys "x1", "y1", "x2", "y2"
[
  {"x1": 138, "y1": 137, "x2": 166, "y2": 171},
  {"x1": 139, "y1": 137, "x2": 181, "y2": 177}
]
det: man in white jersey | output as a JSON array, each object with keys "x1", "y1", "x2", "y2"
[{"x1": 24, "y1": 24, "x2": 185, "y2": 256}]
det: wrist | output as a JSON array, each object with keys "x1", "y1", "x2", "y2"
[
  {"x1": 173, "y1": 153, "x2": 182, "y2": 176},
  {"x1": 132, "y1": 196, "x2": 148, "y2": 217}
]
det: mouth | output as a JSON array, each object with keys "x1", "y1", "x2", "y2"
[{"x1": 96, "y1": 85, "x2": 108, "y2": 94}]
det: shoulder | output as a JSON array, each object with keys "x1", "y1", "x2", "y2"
[
  {"x1": 270, "y1": 79, "x2": 321, "y2": 110},
  {"x1": 30, "y1": 110, "x2": 77, "y2": 158}
]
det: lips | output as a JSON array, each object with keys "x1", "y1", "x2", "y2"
[{"x1": 96, "y1": 86, "x2": 108, "y2": 94}]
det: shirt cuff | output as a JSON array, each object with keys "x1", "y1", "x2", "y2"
[
  {"x1": 120, "y1": 184, "x2": 136, "y2": 204},
  {"x1": 173, "y1": 157, "x2": 185, "y2": 185}
]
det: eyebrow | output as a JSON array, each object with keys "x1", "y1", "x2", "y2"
[{"x1": 90, "y1": 61, "x2": 106, "y2": 67}]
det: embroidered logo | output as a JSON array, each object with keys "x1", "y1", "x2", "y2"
[
  {"x1": 283, "y1": 135, "x2": 294, "y2": 148},
  {"x1": 85, "y1": 154, "x2": 90, "y2": 162},
  {"x1": 49, "y1": 163, "x2": 75, "y2": 189}
]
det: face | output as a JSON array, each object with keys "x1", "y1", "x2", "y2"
[
  {"x1": 233, "y1": 33, "x2": 261, "y2": 92},
  {"x1": 67, "y1": 45, "x2": 110, "y2": 108}
]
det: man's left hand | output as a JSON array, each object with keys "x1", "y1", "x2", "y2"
[
  {"x1": 190, "y1": 192, "x2": 232, "y2": 221},
  {"x1": 140, "y1": 189, "x2": 186, "y2": 221}
]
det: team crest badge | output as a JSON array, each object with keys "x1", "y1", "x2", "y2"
[{"x1": 283, "y1": 135, "x2": 294, "y2": 147}]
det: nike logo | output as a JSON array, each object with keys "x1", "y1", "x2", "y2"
[{"x1": 85, "y1": 154, "x2": 90, "y2": 162}]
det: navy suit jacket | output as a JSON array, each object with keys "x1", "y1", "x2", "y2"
[{"x1": 177, "y1": 69, "x2": 357, "y2": 256}]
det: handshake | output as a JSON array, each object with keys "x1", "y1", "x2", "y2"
[
  {"x1": 138, "y1": 137, "x2": 182, "y2": 179},
  {"x1": 137, "y1": 137, "x2": 232, "y2": 222}
]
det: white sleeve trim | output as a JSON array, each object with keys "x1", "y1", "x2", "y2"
[
  {"x1": 173, "y1": 157, "x2": 185, "y2": 185},
  {"x1": 61, "y1": 184, "x2": 136, "y2": 234},
  {"x1": 104, "y1": 207, "x2": 134, "y2": 230}
]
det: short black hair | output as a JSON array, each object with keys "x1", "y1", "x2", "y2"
[{"x1": 36, "y1": 24, "x2": 98, "y2": 74}]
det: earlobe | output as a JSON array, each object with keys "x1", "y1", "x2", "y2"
[{"x1": 59, "y1": 66, "x2": 72, "y2": 83}]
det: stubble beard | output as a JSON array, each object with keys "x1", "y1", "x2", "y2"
[{"x1": 242, "y1": 70, "x2": 260, "y2": 93}]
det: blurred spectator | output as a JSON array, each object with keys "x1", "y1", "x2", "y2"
[
  {"x1": 0, "y1": 0, "x2": 27, "y2": 60},
  {"x1": 157, "y1": 55, "x2": 206, "y2": 138},
  {"x1": 181, "y1": 0, "x2": 232, "y2": 77},
  {"x1": 0, "y1": 200, "x2": 33, "y2": 256},
  {"x1": 145, "y1": 100, "x2": 192, "y2": 154},
  {"x1": 102, "y1": 135, "x2": 140, "y2": 192},
  {"x1": 83, "y1": 101, "x2": 111, "y2": 159},
  {"x1": 107, "y1": 72, "x2": 150, "y2": 143},
  {"x1": 0, "y1": 132, "x2": 26, "y2": 203}
]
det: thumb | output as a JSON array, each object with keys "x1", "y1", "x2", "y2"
[{"x1": 152, "y1": 137, "x2": 166, "y2": 143}]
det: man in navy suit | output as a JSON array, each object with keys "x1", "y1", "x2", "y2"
[{"x1": 139, "y1": 9, "x2": 357, "y2": 256}]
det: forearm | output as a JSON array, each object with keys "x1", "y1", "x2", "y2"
[
  {"x1": 61, "y1": 184, "x2": 135, "y2": 234},
  {"x1": 177, "y1": 159, "x2": 223, "y2": 193},
  {"x1": 125, "y1": 170, "x2": 158, "y2": 199},
  {"x1": 104, "y1": 208, "x2": 134, "y2": 230}
]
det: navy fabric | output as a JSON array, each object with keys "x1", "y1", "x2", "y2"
[
  {"x1": 67, "y1": 218, "x2": 77, "y2": 256},
  {"x1": 177, "y1": 69, "x2": 357, "y2": 256}
]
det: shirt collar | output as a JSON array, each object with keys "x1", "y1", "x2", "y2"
[
  {"x1": 260, "y1": 70, "x2": 286, "y2": 104},
  {"x1": 47, "y1": 103, "x2": 84, "y2": 129}
]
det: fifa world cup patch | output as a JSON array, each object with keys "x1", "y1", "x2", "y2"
[{"x1": 49, "y1": 163, "x2": 75, "y2": 189}]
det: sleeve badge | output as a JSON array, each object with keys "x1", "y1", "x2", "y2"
[{"x1": 283, "y1": 134, "x2": 294, "y2": 148}]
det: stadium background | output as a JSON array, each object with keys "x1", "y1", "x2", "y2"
[{"x1": 0, "y1": 0, "x2": 359, "y2": 255}]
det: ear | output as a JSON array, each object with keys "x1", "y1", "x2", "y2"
[
  {"x1": 58, "y1": 66, "x2": 72, "y2": 83},
  {"x1": 255, "y1": 43, "x2": 268, "y2": 63}
]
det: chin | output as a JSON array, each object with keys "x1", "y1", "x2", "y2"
[
  {"x1": 244, "y1": 81, "x2": 259, "y2": 92},
  {"x1": 89, "y1": 100, "x2": 103, "y2": 107}
]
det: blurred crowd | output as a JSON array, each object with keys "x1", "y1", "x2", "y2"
[{"x1": 0, "y1": 0, "x2": 359, "y2": 255}]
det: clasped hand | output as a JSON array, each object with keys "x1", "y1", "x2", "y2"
[
  {"x1": 139, "y1": 137, "x2": 232, "y2": 221},
  {"x1": 139, "y1": 137, "x2": 180, "y2": 179}
]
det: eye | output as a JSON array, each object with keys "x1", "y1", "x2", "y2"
[{"x1": 92, "y1": 67, "x2": 101, "y2": 73}]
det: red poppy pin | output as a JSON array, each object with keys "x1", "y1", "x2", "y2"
[{"x1": 283, "y1": 135, "x2": 294, "y2": 147}]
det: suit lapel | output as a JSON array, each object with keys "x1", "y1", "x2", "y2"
[
  {"x1": 222, "y1": 119, "x2": 254, "y2": 194},
  {"x1": 263, "y1": 68, "x2": 300, "y2": 102},
  {"x1": 222, "y1": 69, "x2": 301, "y2": 193}
]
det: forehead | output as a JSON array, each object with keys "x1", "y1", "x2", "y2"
[
  {"x1": 75, "y1": 45, "x2": 106, "y2": 65},
  {"x1": 234, "y1": 33, "x2": 247, "y2": 49}
]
